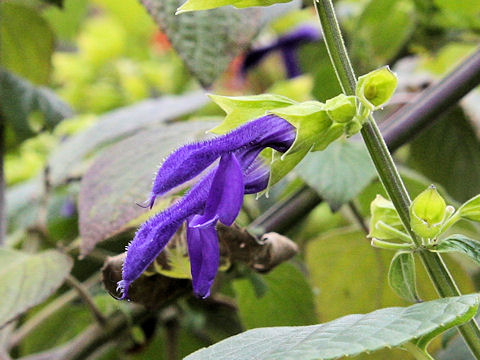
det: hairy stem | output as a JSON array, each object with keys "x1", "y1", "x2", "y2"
[{"x1": 314, "y1": 0, "x2": 480, "y2": 357}]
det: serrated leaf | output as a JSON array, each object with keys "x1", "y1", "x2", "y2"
[
  {"x1": 209, "y1": 94, "x2": 296, "y2": 134},
  {"x1": 0, "y1": 3, "x2": 54, "y2": 84},
  {"x1": 185, "y1": 295, "x2": 479, "y2": 360},
  {"x1": 232, "y1": 263, "x2": 317, "y2": 329},
  {"x1": 388, "y1": 252, "x2": 419, "y2": 303},
  {"x1": 176, "y1": 0, "x2": 291, "y2": 13},
  {"x1": 0, "y1": 249, "x2": 73, "y2": 328},
  {"x1": 296, "y1": 140, "x2": 376, "y2": 210},
  {"x1": 433, "y1": 235, "x2": 480, "y2": 265},
  {"x1": 78, "y1": 121, "x2": 217, "y2": 255},
  {"x1": 140, "y1": 0, "x2": 262, "y2": 87},
  {"x1": 0, "y1": 69, "x2": 72, "y2": 143},
  {"x1": 48, "y1": 91, "x2": 208, "y2": 185}
]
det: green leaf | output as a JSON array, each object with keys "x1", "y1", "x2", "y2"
[
  {"x1": 0, "y1": 249, "x2": 73, "y2": 328},
  {"x1": 209, "y1": 94, "x2": 296, "y2": 134},
  {"x1": 458, "y1": 194, "x2": 480, "y2": 222},
  {"x1": 185, "y1": 295, "x2": 480, "y2": 360},
  {"x1": 296, "y1": 140, "x2": 376, "y2": 210},
  {"x1": 140, "y1": 0, "x2": 263, "y2": 87},
  {"x1": 305, "y1": 228, "x2": 475, "y2": 331},
  {"x1": 0, "y1": 3, "x2": 54, "y2": 84},
  {"x1": 78, "y1": 121, "x2": 217, "y2": 255},
  {"x1": 350, "y1": 0, "x2": 415, "y2": 69},
  {"x1": 388, "y1": 252, "x2": 419, "y2": 303},
  {"x1": 434, "y1": 235, "x2": 480, "y2": 265},
  {"x1": 0, "y1": 69, "x2": 73, "y2": 143},
  {"x1": 232, "y1": 263, "x2": 317, "y2": 329},
  {"x1": 176, "y1": 0, "x2": 291, "y2": 13},
  {"x1": 48, "y1": 92, "x2": 208, "y2": 186},
  {"x1": 408, "y1": 106, "x2": 480, "y2": 202}
]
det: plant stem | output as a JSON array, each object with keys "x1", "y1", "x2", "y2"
[
  {"x1": 65, "y1": 275, "x2": 106, "y2": 326},
  {"x1": 0, "y1": 119, "x2": 5, "y2": 245},
  {"x1": 314, "y1": 0, "x2": 480, "y2": 357}
]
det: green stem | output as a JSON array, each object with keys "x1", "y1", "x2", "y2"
[
  {"x1": 403, "y1": 342, "x2": 435, "y2": 360},
  {"x1": 314, "y1": 0, "x2": 480, "y2": 357},
  {"x1": 371, "y1": 238, "x2": 414, "y2": 251}
]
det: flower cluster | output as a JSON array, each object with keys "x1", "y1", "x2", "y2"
[{"x1": 118, "y1": 114, "x2": 296, "y2": 299}]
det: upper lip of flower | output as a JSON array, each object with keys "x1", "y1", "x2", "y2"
[{"x1": 119, "y1": 114, "x2": 296, "y2": 299}]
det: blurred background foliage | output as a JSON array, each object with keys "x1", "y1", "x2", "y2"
[{"x1": 1, "y1": 0, "x2": 480, "y2": 359}]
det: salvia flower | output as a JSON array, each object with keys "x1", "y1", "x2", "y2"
[
  {"x1": 241, "y1": 25, "x2": 321, "y2": 79},
  {"x1": 118, "y1": 115, "x2": 296, "y2": 299}
]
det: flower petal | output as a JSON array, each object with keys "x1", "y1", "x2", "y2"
[
  {"x1": 119, "y1": 173, "x2": 212, "y2": 299},
  {"x1": 149, "y1": 115, "x2": 295, "y2": 207},
  {"x1": 190, "y1": 153, "x2": 244, "y2": 227},
  {"x1": 187, "y1": 224, "x2": 220, "y2": 298}
]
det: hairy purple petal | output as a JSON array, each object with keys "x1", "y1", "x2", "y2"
[
  {"x1": 190, "y1": 153, "x2": 244, "y2": 228},
  {"x1": 243, "y1": 157, "x2": 270, "y2": 194},
  {"x1": 119, "y1": 174, "x2": 213, "y2": 299},
  {"x1": 187, "y1": 224, "x2": 220, "y2": 299},
  {"x1": 149, "y1": 115, "x2": 295, "y2": 206}
]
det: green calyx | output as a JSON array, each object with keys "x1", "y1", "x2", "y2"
[
  {"x1": 369, "y1": 195, "x2": 407, "y2": 241},
  {"x1": 356, "y1": 66, "x2": 398, "y2": 110},
  {"x1": 410, "y1": 185, "x2": 447, "y2": 239}
]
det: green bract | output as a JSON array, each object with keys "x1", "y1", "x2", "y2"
[
  {"x1": 356, "y1": 66, "x2": 397, "y2": 110},
  {"x1": 368, "y1": 195, "x2": 404, "y2": 240},
  {"x1": 458, "y1": 194, "x2": 480, "y2": 222},
  {"x1": 208, "y1": 94, "x2": 296, "y2": 135},
  {"x1": 324, "y1": 94, "x2": 356, "y2": 124},
  {"x1": 410, "y1": 185, "x2": 447, "y2": 239}
]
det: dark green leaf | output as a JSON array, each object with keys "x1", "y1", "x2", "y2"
[
  {"x1": 388, "y1": 252, "x2": 420, "y2": 303},
  {"x1": 0, "y1": 249, "x2": 73, "y2": 328},
  {"x1": 434, "y1": 234, "x2": 480, "y2": 265},
  {"x1": 350, "y1": 0, "x2": 415, "y2": 70},
  {"x1": 296, "y1": 140, "x2": 376, "y2": 210},
  {"x1": 408, "y1": 106, "x2": 480, "y2": 202},
  {"x1": 0, "y1": 3, "x2": 54, "y2": 84},
  {"x1": 0, "y1": 70, "x2": 72, "y2": 142},
  {"x1": 232, "y1": 263, "x2": 317, "y2": 329},
  {"x1": 48, "y1": 91, "x2": 208, "y2": 185},
  {"x1": 78, "y1": 121, "x2": 217, "y2": 255},
  {"x1": 185, "y1": 295, "x2": 480, "y2": 360},
  {"x1": 140, "y1": 0, "x2": 262, "y2": 87}
]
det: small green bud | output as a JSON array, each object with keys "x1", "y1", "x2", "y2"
[
  {"x1": 369, "y1": 195, "x2": 404, "y2": 240},
  {"x1": 410, "y1": 185, "x2": 447, "y2": 238},
  {"x1": 344, "y1": 118, "x2": 363, "y2": 137},
  {"x1": 356, "y1": 66, "x2": 398, "y2": 110},
  {"x1": 324, "y1": 94, "x2": 356, "y2": 123}
]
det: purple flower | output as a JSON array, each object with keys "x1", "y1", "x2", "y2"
[
  {"x1": 242, "y1": 25, "x2": 321, "y2": 79},
  {"x1": 118, "y1": 115, "x2": 296, "y2": 299}
]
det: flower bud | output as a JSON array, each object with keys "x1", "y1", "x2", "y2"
[
  {"x1": 324, "y1": 94, "x2": 356, "y2": 124},
  {"x1": 356, "y1": 66, "x2": 397, "y2": 110},
  {"x1": 369, "y1": 195, "x2": 404, "y2": 239},
  {"x1": 410, "y1": 185, "x2": 447, "y2": 238}
]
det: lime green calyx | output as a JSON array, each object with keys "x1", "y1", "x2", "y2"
[
  {"x1": 369, "y1": 195, "x2": 405, "y2": 240},
  {"x1": 410, "y1": 185, "x2": 447, "y2": 239},
  {"x1": 356, "y1": 66, "x2": 398, "y2": 110},
  {"x1": 324, "y1": 94, "x2": 356, "y2": 124},
  {"x1": 208, "y1": 94, "x2": 296, "y2": 135}
]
